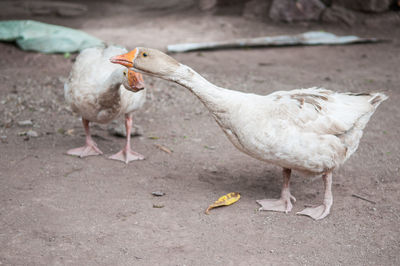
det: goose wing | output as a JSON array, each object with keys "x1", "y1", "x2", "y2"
[{"x1": 270, "y1": 87, "x2": 377, "y2": 136}]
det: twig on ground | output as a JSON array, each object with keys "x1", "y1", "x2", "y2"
[
  {"x1": 154, "y1": 144, "x2": 172, "y2": 154},
  {"x1": 352, "y1": 194, "x2": 376, "y2": 204}
]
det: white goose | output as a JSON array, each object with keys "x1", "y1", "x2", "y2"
[
  {"x1": 111, "y1": 47, "x2": 387, "y2": 220},
  {"x1": 65, "y1": 46, "x2": 146, "y2": 163}
]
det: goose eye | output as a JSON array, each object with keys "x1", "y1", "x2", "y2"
[
  {"x1": 142, "y1": 52, "x2": 148, "y2": 57},
  {"x1": 123, "y1": 71, "x2": 127, "y2": 76}
]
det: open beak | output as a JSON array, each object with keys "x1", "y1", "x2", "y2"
[{"x1": 110, "y1": 48, "x2": 137, "y2": 68}]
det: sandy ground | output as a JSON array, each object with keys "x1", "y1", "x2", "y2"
[{"x1": 1, "y1": 1, "x2": 400, "y2": 265}]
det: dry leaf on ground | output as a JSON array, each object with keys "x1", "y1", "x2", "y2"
[
  {"x1": 154, "y1": 144, "x2": 172, "y2": 154},
  {"x1": 205, "y1": 192, "x2": 240, "y2": 214}
]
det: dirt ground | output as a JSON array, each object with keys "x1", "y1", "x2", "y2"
[{"x1": 1, "y1": 1, "x2": 400, "y2": 265}]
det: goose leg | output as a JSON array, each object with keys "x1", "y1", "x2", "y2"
[
  {"x1": 67, "y1": 118, "x2": 103, "y2": 157},
  {"x1": 297, "y1": 171, "x2": 333, "y2": 220},
  {"x1": 109, "y1": 114, "x2": 144, "y2": 164},
  {"x1": 257, "y1": 168, "x2": 296, "y2": 213}
]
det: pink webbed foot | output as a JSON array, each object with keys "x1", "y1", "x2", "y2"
[
  {"x1": 67, "y1": 142, "x2": 103, "y2": 158},
  {"x1": 297, "y1": 204, "x2": 331, "y2": 220},
  {"x1": 297, "y1": 171, "x2": 333, "y2": 220},
  {"x1": 257, "y1": 193, "x2": 296, "y2": 213},
  {"x1": 109, "y1": 148, "x2": 144, "y2": 164},
  {"x1": 67, "y1": 118, "x2": 103, "y2": 158},
  {"x1": 110, "y1": 114, "x2": 144, "y2": 164},
  {"x1": 258, "y1": 168, "x2": 296, "y2": 214}
]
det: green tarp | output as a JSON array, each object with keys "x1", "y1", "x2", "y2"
[{"x1": 0, "y1": 20, "x2": 104, "y2": 53}]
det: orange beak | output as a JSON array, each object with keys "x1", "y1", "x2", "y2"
[
  {"x1": 110, "y1": 48, "x2": 137, "y2": 68},
  {"x1": 126, "y1": 69, "x2": 145, "y2": 92}
]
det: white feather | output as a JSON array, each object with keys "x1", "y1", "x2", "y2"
[
  {"x1": 171, "y1": 64, "x2": 387, "y2": 174},
  {"x1": 64, "y1": 46, "x2": 146, "y2": 124}
]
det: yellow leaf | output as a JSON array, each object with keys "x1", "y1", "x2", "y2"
[{"x1": 205, "y1": 192, "x2": 240, "y2": 214}]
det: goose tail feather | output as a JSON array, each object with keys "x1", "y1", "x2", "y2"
[{"x1": 368, "y1": 92, "x2": 388, "y2": 108}]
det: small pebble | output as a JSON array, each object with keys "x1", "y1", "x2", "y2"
[
  {"x1": 17, "y1": 120, "x2": 33, "y2": 127},
  {"x1": 204, "y1": 165, "x2": 218, "y2": 173},
  {"x1": 204, "y1": 145, "x2": 216, "y2": 150},
  {"x1": 153, "y1": 204, "x2": 164, "y2": 208},
  {"x1": 27, "y1": 130, "x2": 39, "y2": 138},
  {"x1": 0, "y1": 135, "x2": 7, "y2": 143},
  {"x1": 152, "y1": 191, "x2": 165, "y2": 197}
]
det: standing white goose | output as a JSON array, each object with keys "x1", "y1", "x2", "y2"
[
  {"x1": 111, "y1": 47, "x2": 387, "y2": 220},
  {"x1": 65, "y1": 46, "x2": 146, "y2": 163}
]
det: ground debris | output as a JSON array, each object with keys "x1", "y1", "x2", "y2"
[
  {"x1": 154, "y1": 144, "x2": 172, "y2": 154},
  {"x1": 205, "y1": 192, "x2": 241, "y2": 214},
  {"x1": 27, "y1": 130, "x2": 39, "y2": 137},
  {"x1": 17, "y1": 120, "x2": 33, "y2": 127},
  {"x1": 0, "y1": 135, "x2": 7, "y2": 143},
  {"x1": 204, "y1": 145, "x2": 216, "y2": 150},
  {"x1": 18, "y1": 130, "x2": 39, "y2": 138},
  {"x1": 57, "y1": 128, "x2": 66, "y2": 135},
  {"x1": 65, "y1": 129, "x2": 75, "y2": 136},
  {"x1": 203, "y1": 165, "x2": 218, "y2": 173},
  {"x1": 352, "y1": 194, "x2": 376, "y2": 204},
  {"x1": 152, "y1": 191, "x2": 166, "y2": 197}
]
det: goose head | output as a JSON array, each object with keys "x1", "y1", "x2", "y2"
[
  {"x1": 110, "y1": 47, "x2": 180, "y2": 80},
  {"x1": 122, "y1": 69, "x2": 145, "y2": 92}
]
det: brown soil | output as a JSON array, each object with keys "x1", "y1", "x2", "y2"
[{"x1": 1, "y1": 1, "x2": 399, "y2": 265}]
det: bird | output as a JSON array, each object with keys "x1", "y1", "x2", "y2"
[
  {"x1": 64, "y1": 46, "x2": 146, "y2": 164},
  {"x1": 110, "y1": 47, "x2": 387, "y2": 219}
]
